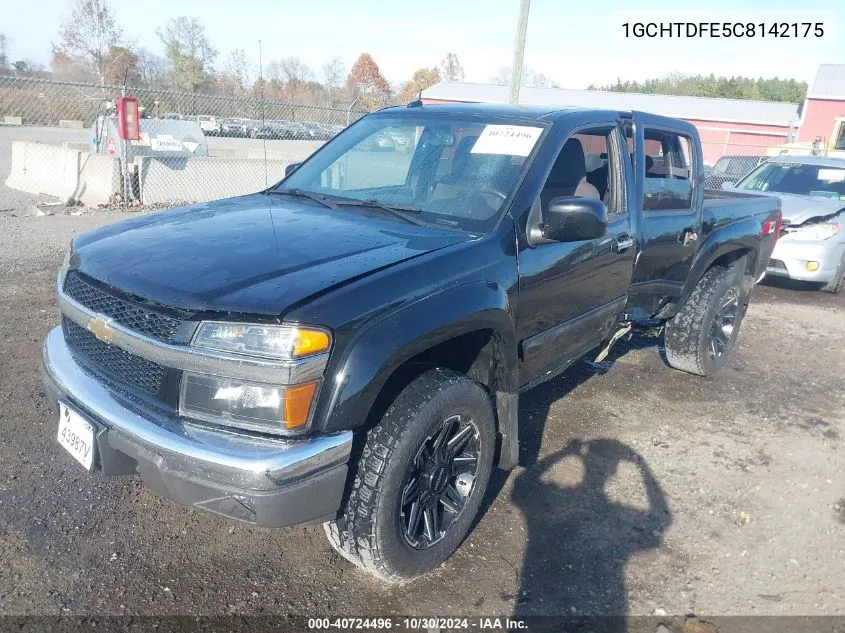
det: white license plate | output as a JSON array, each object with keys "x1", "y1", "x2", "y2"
[{"x1": 57, "y1": 402, "x2": 95, "y2": 470}]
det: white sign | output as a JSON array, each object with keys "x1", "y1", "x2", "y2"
[
  {"x1": 818, "y1": 168, "x2": 845, "y2": 182},
  {"x1": 151, "y1": 136, "x2": 183, "y2": 152},
  {"x1": 471, "y1": 125, "x2": 543, "y2": 157}
]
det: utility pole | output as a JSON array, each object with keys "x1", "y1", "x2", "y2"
[{"x1": 509, "y1": 0, "x2": 531, "y2": 104}]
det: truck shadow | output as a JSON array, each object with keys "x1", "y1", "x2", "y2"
[
  {"x1": 511, "y1": 437, "x2": 670, "y2": 623},
  {"x1": 478, "y1": 336, "x2": 672, "y2": 624}
]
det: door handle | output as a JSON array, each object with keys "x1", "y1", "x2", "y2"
[
  {"x1": 680, "y1": 228, "x2": 699, "y2": 246},
  {"x1": 612, "y1": 234, "x2": 635, "y2": 253}
]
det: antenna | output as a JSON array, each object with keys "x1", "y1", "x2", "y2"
[{"x1": 259, "y1": 39, "x2": 268, "y2": 189}]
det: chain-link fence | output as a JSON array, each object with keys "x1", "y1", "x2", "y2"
[
  {"x1": 0, "y1": 75, "x2": 369, "y2": 213},
  {"x1": 0, "y1": 74, "x2": 808, "y2": 213},
  {"x1": 701, "y1": 148, "x2": 771, "y2": 189}
]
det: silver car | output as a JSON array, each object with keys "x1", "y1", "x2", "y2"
[{"x1": 727, "y1": 155, "x2": 845, "y2": 293}]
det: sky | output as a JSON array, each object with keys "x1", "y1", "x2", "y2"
[{"x1": 2, "y1": 0, "x2": 844, "y2": 90}]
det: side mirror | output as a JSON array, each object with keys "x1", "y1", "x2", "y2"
[
  {"x1": 542, "y1": 196, "x2": 607, "y2": 242},
  {"x1": 720, "y1": 180, "x2": 735, "y2": 190},
  {"x1": 285, "y1": 162, "x2": 302, "y2": 176}
]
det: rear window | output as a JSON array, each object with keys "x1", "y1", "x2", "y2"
[{"x1": 642, "y1": 130, "x2": 694, "y2": 211}]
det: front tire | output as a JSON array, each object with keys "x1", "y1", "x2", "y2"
[
  {"x1": 665, "y1": 265, "x2": 747, "y2": 376},
  {"x1": 324, "y1": 368, "x2": 496, "y2": 582}
]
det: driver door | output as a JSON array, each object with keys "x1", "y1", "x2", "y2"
[{"x1": 517, "y1": 124, "x2": 636, "y2": 387}]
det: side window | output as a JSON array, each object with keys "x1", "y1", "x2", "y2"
[
  {"x1": 643, "y1": 130, "x2": 694, "y2": 211},
  {"x1": 835, "y1": 123, "x2": 845, "y2": 151},
  {"x1": 540, "y1": 126, "x2": 622, "y2": 214}
]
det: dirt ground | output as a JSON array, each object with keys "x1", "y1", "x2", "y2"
[{"x1": 0, "y1": 211, "x2": 843, "y2": 622}]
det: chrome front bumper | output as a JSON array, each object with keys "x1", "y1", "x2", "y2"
[{"x1": 42, "y1": 327, "x2": 353, "y2": 527}]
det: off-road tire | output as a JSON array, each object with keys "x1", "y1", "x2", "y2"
[
  {"x1": 820, "y1": 253, "x2": 845, "y2": 294},
  {"x1": 665, "y1": 265, "x2": 747, "y2": 376},
  {"x1": 324, "y1": 368, "x2": 496, "y2": 582}
]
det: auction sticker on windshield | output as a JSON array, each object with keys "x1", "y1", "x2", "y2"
[
  {"x1": 57, "y1": 402, "x2": 95, "y2": 470},
  {"x1": 471, "y1": 125, "x2": 543, "y2": 157},
  {"x1": 818, "y1": 168, "x2": 845, "y2": 182}
]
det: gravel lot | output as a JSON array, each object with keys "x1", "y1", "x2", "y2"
[{"x1": 0, "y1": 211, "x2": 843, "y2": 621}]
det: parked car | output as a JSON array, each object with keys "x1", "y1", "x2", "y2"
[
  {"x1": 220, "y1": 118, "x2": 249, "y2": 137},
  {"x1": 43, "y1": 104, "x2": 780, "y2": 583},
  {"x1": 705, "y1": 154, "x2": 767, "y2": 189},
  {"x1": 195, "y1": 115, "x2": 221, "y2": 136},
  {"x1": 251, "y1": 119, "x2": 307, "y2": 140},
  {"x1": 726, "y1": 155, "x2": 845, "y2": 293},
  {"x1": 306, "y1": 122, "x2": 341, "y2": 141}
]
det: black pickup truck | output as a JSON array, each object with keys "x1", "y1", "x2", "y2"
[{"x1": 43, "y1": 103, "x2": 781, "y2": 582}]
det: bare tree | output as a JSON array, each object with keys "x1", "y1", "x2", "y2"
[
  {"x1": 493, "y1": 66, "x2": 559, "y2": 89},
  {"x1": 217, "y1": 48, "x2": 251, "y2": 96},
  {"x1": 157, "y1": 17, "x2": 217, "y2": 92},
  {"x1": 322, "y1": 56, "x2": 346, "y2": 103},
  {"x1": 54, "y1": 0, "x2": 123, "y2": 84},
  {"x1": 439, "y1": 53, "x2": 465, "y2": 82},
  {"x1": 137, "y1": 48, "x2": 170, "y2": 89},
  {"x1": 279, "y1": 57, "x2": 314, "y2": 100}
]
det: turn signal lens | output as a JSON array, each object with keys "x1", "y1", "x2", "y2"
[
  {"x1": 283, "y1": 381, "x2": 319, "y2": 429},
  {"x1": 293, "y1": 329, "x2": 331, "y2": 358}
]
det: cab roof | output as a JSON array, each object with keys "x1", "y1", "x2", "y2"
[{"x1": 375, "y1": 101, "x2": 618, "y2": 122}]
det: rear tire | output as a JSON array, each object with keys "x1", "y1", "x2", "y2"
[
  {"x1": 821, "y1": 254, "x2": 845, "y2": 294},
  {"x1": 664, "y1": 265, "x2": 747, "y2": 376},
  {"x1": 324, "y1": 368, "x2": 496, "y2": 582}
]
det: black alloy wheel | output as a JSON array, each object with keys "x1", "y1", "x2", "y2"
[
  {"x1": 708, "y1": 288, "x2": 739, "y2": 359},
  {"x1": 400, "y1": 414, "x2": 479, "y2": 549}
]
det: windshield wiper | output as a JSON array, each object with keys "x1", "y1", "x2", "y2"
[
  {"x1": 269, "y1": 188, "x2": 336, "y2": 209},
  {"x1": 334, "y1": 199, "x2": 425, "y2": 226}
]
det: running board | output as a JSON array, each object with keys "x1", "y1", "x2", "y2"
[{"x1": 594, "y1": 322, "x2": 632, "y2": 363}]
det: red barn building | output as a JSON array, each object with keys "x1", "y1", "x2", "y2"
[
  {"x1": 421, "y1": 82, "x2": 800, "y2": 165},
  {"x1": 796, "y1": 64, "x2": 845, "y2": 146}
]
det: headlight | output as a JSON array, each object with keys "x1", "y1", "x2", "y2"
[
  {"x1": 179, "y1": 373, "x2": 319, "y2": 433},
  {"x1": 192, "y1": 322, "x2": 331, "y2": 359},
  {"x1": 786, "y1": 222, "x2": 840, "y2": 241}
]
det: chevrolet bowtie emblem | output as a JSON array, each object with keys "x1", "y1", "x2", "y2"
[{"x1": 86, "y1": 316, "x2": 115, "y2": 343}]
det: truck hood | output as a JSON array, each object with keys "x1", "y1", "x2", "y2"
[
  {"x1": 730, "y1": 190, "x2": 845, "y2": 225},
  {"x1": 70, "y1": 194, "x2": 469, "y2": 315}
]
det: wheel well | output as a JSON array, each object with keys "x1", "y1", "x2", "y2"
[
  {"x1": 710, "y1": 248, "x2": 754, "y2": 277},
  {"x1": 364, "y1": 330, "x2": 508, "y2": 429},
  {"x1": 653, "y1": 247, "x2": 755, "y2": 321}
]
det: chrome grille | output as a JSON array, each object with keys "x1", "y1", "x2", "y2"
[
  {"x1": 64, "y1": 319, "x2": 168, "y2": 396},
  {"x1": 63, "y1": 271, "x2": 182, "y2": 342}
]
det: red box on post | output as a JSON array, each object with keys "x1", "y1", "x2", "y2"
[{"x1": 116, "y1": 96, "x2": 140, "y2": 141}]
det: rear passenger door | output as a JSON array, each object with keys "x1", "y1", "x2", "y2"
[{"x1": 626, "y1": 112, "x2": 703, "y2": 319}]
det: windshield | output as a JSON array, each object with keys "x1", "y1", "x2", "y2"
[
  {"x1": 276, "y1": 114, "x2": 545, "y2": 232},
  {"x1": 736, "y1": 161, "x2": 845, "y2": 200}
]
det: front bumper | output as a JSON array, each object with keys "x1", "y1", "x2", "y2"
[
  {"x1": 767, "y1": 238, "x2": 845, "y2": 283},
  {"x1": 42, "y1": 327, "x2": 353, "y2": 527}
]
